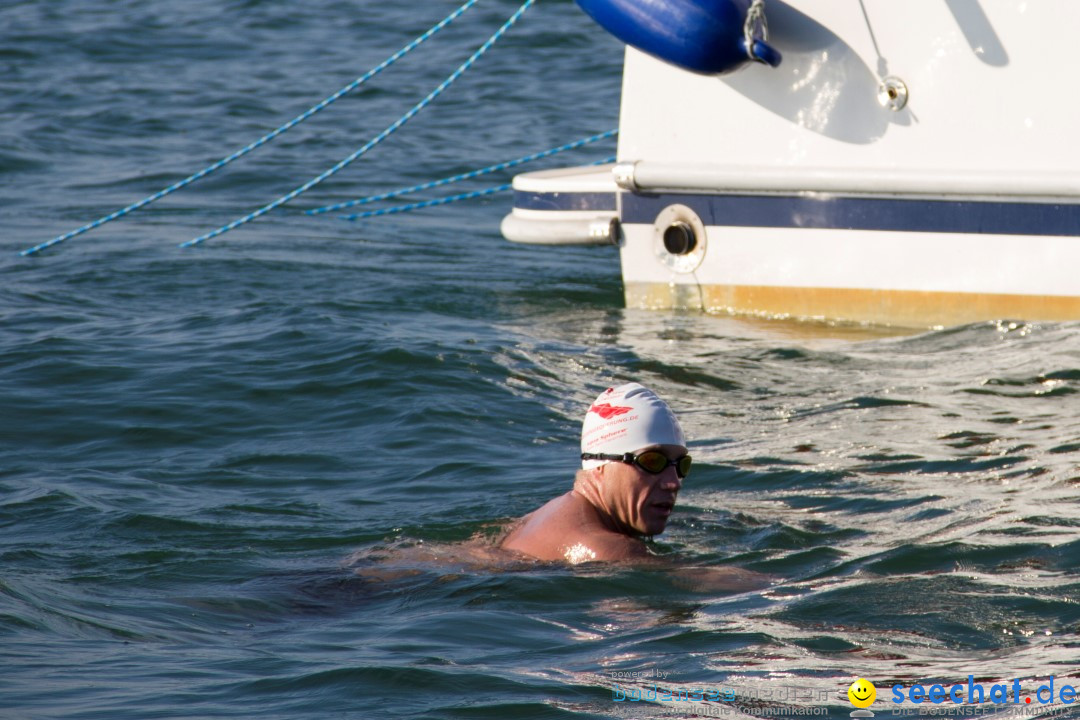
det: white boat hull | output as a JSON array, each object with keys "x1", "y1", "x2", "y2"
[{"x1": 502, "y1": 0, "x2": 1080, "y2": 327}]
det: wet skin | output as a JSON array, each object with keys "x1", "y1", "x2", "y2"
[
  {"x1": 353, "y1": 441, "x2": 771, "y2": 593},
  {"x1": 499, "y1": 444, "x2": 685, "y2": 563}
]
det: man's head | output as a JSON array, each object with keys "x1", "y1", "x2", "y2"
[{"x1": 578, "y1": 383, "x2": 689, "y2": 535}]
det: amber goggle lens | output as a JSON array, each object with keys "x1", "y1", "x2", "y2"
[{"x1": 635, "y1": 451, "x2": 692, "y2": 478}]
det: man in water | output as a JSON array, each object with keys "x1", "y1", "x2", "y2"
[
  {"x1": 501, "y1": 383, "x2": 691, "y2": 564},
  {"x1": 356, "y1": 381, "x2": 764, "y2": 589}
]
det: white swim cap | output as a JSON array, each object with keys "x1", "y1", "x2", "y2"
[{"x1": 580, "y1": 383, "x2": 686, "y2": 469}]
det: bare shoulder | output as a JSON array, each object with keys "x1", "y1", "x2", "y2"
[
  {"x1": 499, "y1": 492, "x2": 579, "y2": 561},
  {"x1": 580, "y1": 531, "x2": 651, "y2": 563},
  {"x1": 500, "y1": 492, "x2": 653, "y2": 564}
]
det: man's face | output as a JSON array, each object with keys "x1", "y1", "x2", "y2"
[{"x1": 601, "y1": 444, "x2": 686, "y2": 536}]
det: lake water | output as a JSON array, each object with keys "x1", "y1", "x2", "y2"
[{"x1": 2, "y1": 1, "x2": 1079, "y2": 718}]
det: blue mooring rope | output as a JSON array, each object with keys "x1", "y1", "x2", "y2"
[
  {"x1": 181, "y1": 0, "x2": 537, "y2": 248},
  {"x1": 343, "y1": 185, "x2": 514, "y2": 220},
  {"x1": 307, "y1": 129, "x2": 618, "y2": 216},
  {"x1": 339, "y1": 155, "x2": 617, "y2": 220},
  {"x1": 20, "y1": 0, "x2": 479, "y2": 257}
]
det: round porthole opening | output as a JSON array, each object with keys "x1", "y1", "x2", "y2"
[
  {"x1": 663, "y1": 221, "x2": 697, "y2": 255},
  {"x1": 652, "y1": 204, "x2": 707, "y2": 274}
]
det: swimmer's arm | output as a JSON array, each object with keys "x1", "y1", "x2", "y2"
[
  {"x1": 668, "y1": 565, "x2": 772, "y2": 593},
  {"x1": 615, "y1": 551, "x2": 773, "y2": 593}
]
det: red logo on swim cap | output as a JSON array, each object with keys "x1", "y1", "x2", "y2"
[{"x1": 589, "y1": 403, "x2": 632, "y2": 419}]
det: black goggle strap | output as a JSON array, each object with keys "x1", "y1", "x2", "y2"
[
  {"x1": 581, "y1": 452, "x2": 633, "y2": 464},
  {"x1": 581, "y1": 451, "x2": 691, "y2": 478}
]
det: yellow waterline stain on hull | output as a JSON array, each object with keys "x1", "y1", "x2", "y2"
[{"x1": 625, "y1": 283, "x2": 1080, "y2": 328}]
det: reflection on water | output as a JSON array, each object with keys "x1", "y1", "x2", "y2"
[{"x1": 490, "y1": 307, "x2": 1080, "y2": 715}]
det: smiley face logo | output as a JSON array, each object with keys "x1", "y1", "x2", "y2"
[{"x1": 848, "y1": 679, "x2": 877, "y2": 708}]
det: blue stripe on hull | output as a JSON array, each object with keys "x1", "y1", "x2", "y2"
[
  {"x1": 621, "y1": 192, "x2": 1080, "y2": 237},
  {"x1": 513, "y1": 190, "x2": 617, "y2": 212}
]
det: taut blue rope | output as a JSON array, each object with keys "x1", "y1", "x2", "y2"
[
  {"x1": 307, "y1": 129, "x2": 618, "y2": 215},
  {"x1": 182, "y1": 0, "x2": 537, "y2": 248},
  {"x1": 20, "y1": 0, "x2": 478, "y2": 257},
  {"x1": 342, "y1": 184, "x2": 513, "y2": 220},
  {"x1": 338, "y1": 154, "x2": 618, "y2": 220}
]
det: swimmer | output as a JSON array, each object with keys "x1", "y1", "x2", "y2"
[
  {"x1": 352, "y1": 381, "x2": 768, "y2": 593},
  {"x1": 500, "y1": 383, "x2": 692, "y2": 564}
]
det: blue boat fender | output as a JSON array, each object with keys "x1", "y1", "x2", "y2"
[{"x1": 574, "y1": 0, "x2": 781, "y2": 75}]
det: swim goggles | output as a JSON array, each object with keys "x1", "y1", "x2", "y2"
[{"x1": 581, "y1": 450, "x2": 692, "y2": 478}]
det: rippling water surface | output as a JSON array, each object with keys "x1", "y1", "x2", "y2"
[{"x1": 2, "y1": 1, "x2": 1079, "y2": 718}]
